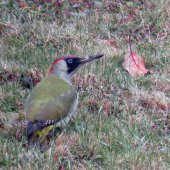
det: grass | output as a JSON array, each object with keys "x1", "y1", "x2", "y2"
[{"x1": 0, "y1": 0, "x2": 170, "y2": 169}]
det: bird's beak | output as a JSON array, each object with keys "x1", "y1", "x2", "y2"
[
  {"x1": 69, "y1": 54, "x2": 104, "y2": 76},
  {"x1": 79, "y1": 54, "x2": 103, "y2": 64}
]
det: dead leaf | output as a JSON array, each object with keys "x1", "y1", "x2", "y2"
[
  {"x1": 144, "y1": 1, "x2": 152, "y2": 8},
  {"x1": 149, "y1": 70, "x2": 154, "y2": 74},
  {"x1": 161, "y1": 126, "x2": 168, "y2": 133},
  {"x1": 126, "y1": 10, "x2": 134, "y2": 23},
  {"x1": 0, "y1": 71, "x2": 20, "y2": 83},
  {"x1": 98, "y1": 40, "x2": 119, "y2": 48},
  {"x1": 88, "y1": 151, "x2": 94, "y2": 159},
  {"x1": 122, "y1": 51, "x2": 149, "y2": 77},
  {"x1": 102, "y1": 100, "x2": 113, "y2": 111},
  {"x1": 13, "y1": 113, "x2": 19, "y2": 120},
  {"x1": 53, "y1": 152, "x2": 58, "y2": 161},
  {"x1": 102, "y1": 91, "x2": 110, "y2": 97},
  {"x1": 18, "y1": 1, "x2": 27, "y2": 8},
  {"x1": 87, "y1": 99, "x2": 99, "y2": 112},
  {"x1": 16, "y1": 100, "x2": 23, "y2": 108},
  {"x1": 32, "y1": 77, "x2": 40, "y2": 86},
  {"x1": 77, "y1": 162, "x2": 85, "y2": 169},
  {"x1": 108, "y1": 40, "x2": 118, "y2": 47},
  {"x1": 58, "y1": 165, "x2": 65, "y2": 170},
  {"x1": 0, "y1": 122, "x2": 4, "y2": 128},
  {"x1": 7, "y1": 73, "x2": 20, "y2": 81}
]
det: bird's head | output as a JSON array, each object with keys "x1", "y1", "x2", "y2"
[{"x1": 47, "y1": 54, "x2": 103, "y2": 76}]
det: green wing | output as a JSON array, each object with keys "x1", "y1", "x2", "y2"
[{"x1": 26, "y1": 75, "x2": 77, "y2": 122}]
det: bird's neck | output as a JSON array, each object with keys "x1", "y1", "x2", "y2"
[{"x1": 49, "y1": 69, "x2": 72, "y2": 85}]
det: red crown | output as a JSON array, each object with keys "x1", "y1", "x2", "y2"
[{"x1": 47, "y1": 55, "x2": 77, "y2": 75}]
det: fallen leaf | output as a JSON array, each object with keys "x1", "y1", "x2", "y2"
[
  {"x1": 16, "y1": 100, "x2": 23, "y2": 108},
  {"x1": 126, "y1": 10, "x2": 134, "y2": 23},
  {"x1": 58, "y1": 165, "x2": 65, "y2": 170},
  {"x1": 122, "y1": 51, "x2": 149, "y2": 77},
  {"x1": 97, "y1": 39, "x2": 119, "y2": 48},
  {"x1": 87, "y1": 100, "x2": 99, "y2": 112},
  {"x1": 32, "y1": 77, "x2": 40, "y2": 86},
  {"x1": 88, "y1": 151, "x2": 94, "y2": 159},
  {"x1": 13, "y1": 113, "x2": 19, "y2": 120},
  {"x1": 144, "y1": 1, "x2": 152, "y2": 8},
  {"x1": 8, "y1": 73, "x2": 20, "y2": 81},
  {"x1": 77, "y1": 162, "x2": 85, "y2": 169},
  {"x1": 102, "y1": 100, "x2": 113, "y2": 111},
  {"x1": 102, "y1": 91, "x2": 110, "y2": 97},
  {"x1": 18, "y1": 1, "x2": 27, "y2": 8},
  {"x1": 53, "y1": 153, "x2": 58, "y2": 161},
  {"x1": 0, "y1": 71, "x2": 20, "y2": 83},
  {"x1": 0, "y1": 122, "x2": 4, "y2": 128},
  {"x1": 161, "y1": 126, "x2": 168, "y2": 133},
  {"x1": 108, "y1": 40, "x2": 118, "y2": 47}
]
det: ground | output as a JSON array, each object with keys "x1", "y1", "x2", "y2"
[{"x1": 0, "y1": 0, "x2": 170, "y2": 169}]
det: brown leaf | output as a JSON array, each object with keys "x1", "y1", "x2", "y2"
[
  {"x1": 7, "y1": 73, "x2": 20, "y2": 81},
  {"x1": 102, "y1": 100, "x2": 113, "y2": 111},
  {"x1": 88, "y1": 151, "x2": 94, "y2": 159},
  {"x1": 126, "y1": 10, "x2": 134, "y2": 23},
  {"x1": 0, "y1": 71, "x2": 20, "y2": 83},
  {"x1": 19, "y1": 1, "x2": 27, "y2": 8},
  {"x1": 108, "y1": 40, "x2": 118, "y2": 47},
  {"x1": 87, "y1": 100, "x2": 99, "y2": 112},
  {"x1": 97, "y1": 40, "x2": 119, "y2": 48},
  {"x1": 58, "y1": 165, "x2": 65, "y2": 170},
  {"x1": 13, "y1": 113, "x2": 19, "y2": 120},
  {"x1": 102, "y1": 91, "x2": 110, "y2": 97},
  {"x1": 32, "y1": 77, "x2": 40, "y2": 86},
  {"x1": 0, "y1": 122, "x2": 4, "y2": 128},
  {"x1": 77, "y1": 162, "x2": 85, "y2": 169},
  {"x1": 144, "y1": 1, "x2": 152, "y2": 8},
  {"x1": 161, "y1": 126, "x2": 168, "y2": 133},
  {"x1": 53, "y1": 153, "x2": 58, "y2": 161},
  {"x1": 16, "y1": 100, "x2": 23, "y2": 108},
  {"x1": 122, "y1": 51, "x2": 149, "y2": 77}
]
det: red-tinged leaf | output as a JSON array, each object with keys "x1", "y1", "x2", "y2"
[
  {"x1": 102, "y1": 91, "x2": 110, "y2": 97},
  {"x1": 126, "y1": 10, "x2": 134, "y2": 23},
  {"x1": 108, "y1": 40, "x2": 117, "y2": 47},
  {"x1": 101, "y1": 80, "x2": 106, "y2": 84},
  {"x1": 122, "y1": 51, "x2": 149, "y2": 77},
  {"x1": 0, "y1": 122, "x2": 4, "y2": 128},
  {"x1": 102, "y1": 100, "x2": 113, "y2": 111},
  {"x1": 18, "y1": 1, "x2": 27, "y2": 8},
  {"x1": 151, "y1": 125, "x2": 158, "y2": 129},
  {"x1": 16, "y1": 100, "x2": 23, "y2": 108},
  {"x1": 7, "y1": 73, "x2": 20, "y2": 81},
  {"x1": 144, "y1": 1, "x2": 152, "y2": 8},
  {"x1": 58, "y1": 165, "x2": 65, "y2": 170},
  {"x1": 87, "y1": 100, "x2": 99, "y2": 112},
  {"x1": 0, "y1": 71, "x2": 20, "y2": 83},
  {"x1": 32, "y1": 77, "x2": 40, "y2": 86},
  {"x1": 88, "y1": 151, "x2": 94, "y2": 159},
  {"x1": 53, "y1": 153, "x2": 58, "y2": 161},
  {"x1": 77, "y1": 162, "x2": 85, "y2": 169},
  {"x1": 161, "y1": 126, "x2": 168, "y2": 133},
  {"x1": 98, "y1": 39, "x2": 118, "y2": 48}
]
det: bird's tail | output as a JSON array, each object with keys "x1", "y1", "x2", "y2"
[{"x1": 27, "y1": 121, "x2": 54, "y2": 146}]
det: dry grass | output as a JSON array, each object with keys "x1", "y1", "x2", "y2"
[{"x1": 0, "y1": 0, "x2": 170, "y2": 169}]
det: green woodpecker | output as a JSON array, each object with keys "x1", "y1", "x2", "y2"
[{"x1": 26, "y1": 54, "x2": 103, "y2": 144}]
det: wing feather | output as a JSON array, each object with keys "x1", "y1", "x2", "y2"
[{"x1": 26, "y1": 75, "x2": 77, "y2": 122}]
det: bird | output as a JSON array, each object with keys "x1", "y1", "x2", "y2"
[{"x1": 26, "y1": 54, "x2": 103, "y2": 145}]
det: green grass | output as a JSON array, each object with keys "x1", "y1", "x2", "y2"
[{"x1": 0, "y1": 0, "x2": 170, "y2": 169}]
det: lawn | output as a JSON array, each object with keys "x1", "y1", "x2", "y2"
[{"x1": 0, "y1": 0, "x2": 170, "y2": 169}]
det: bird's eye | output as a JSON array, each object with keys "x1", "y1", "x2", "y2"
[{"x1": 68, "y1": 59, "x2": 73, "y2": 63}]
